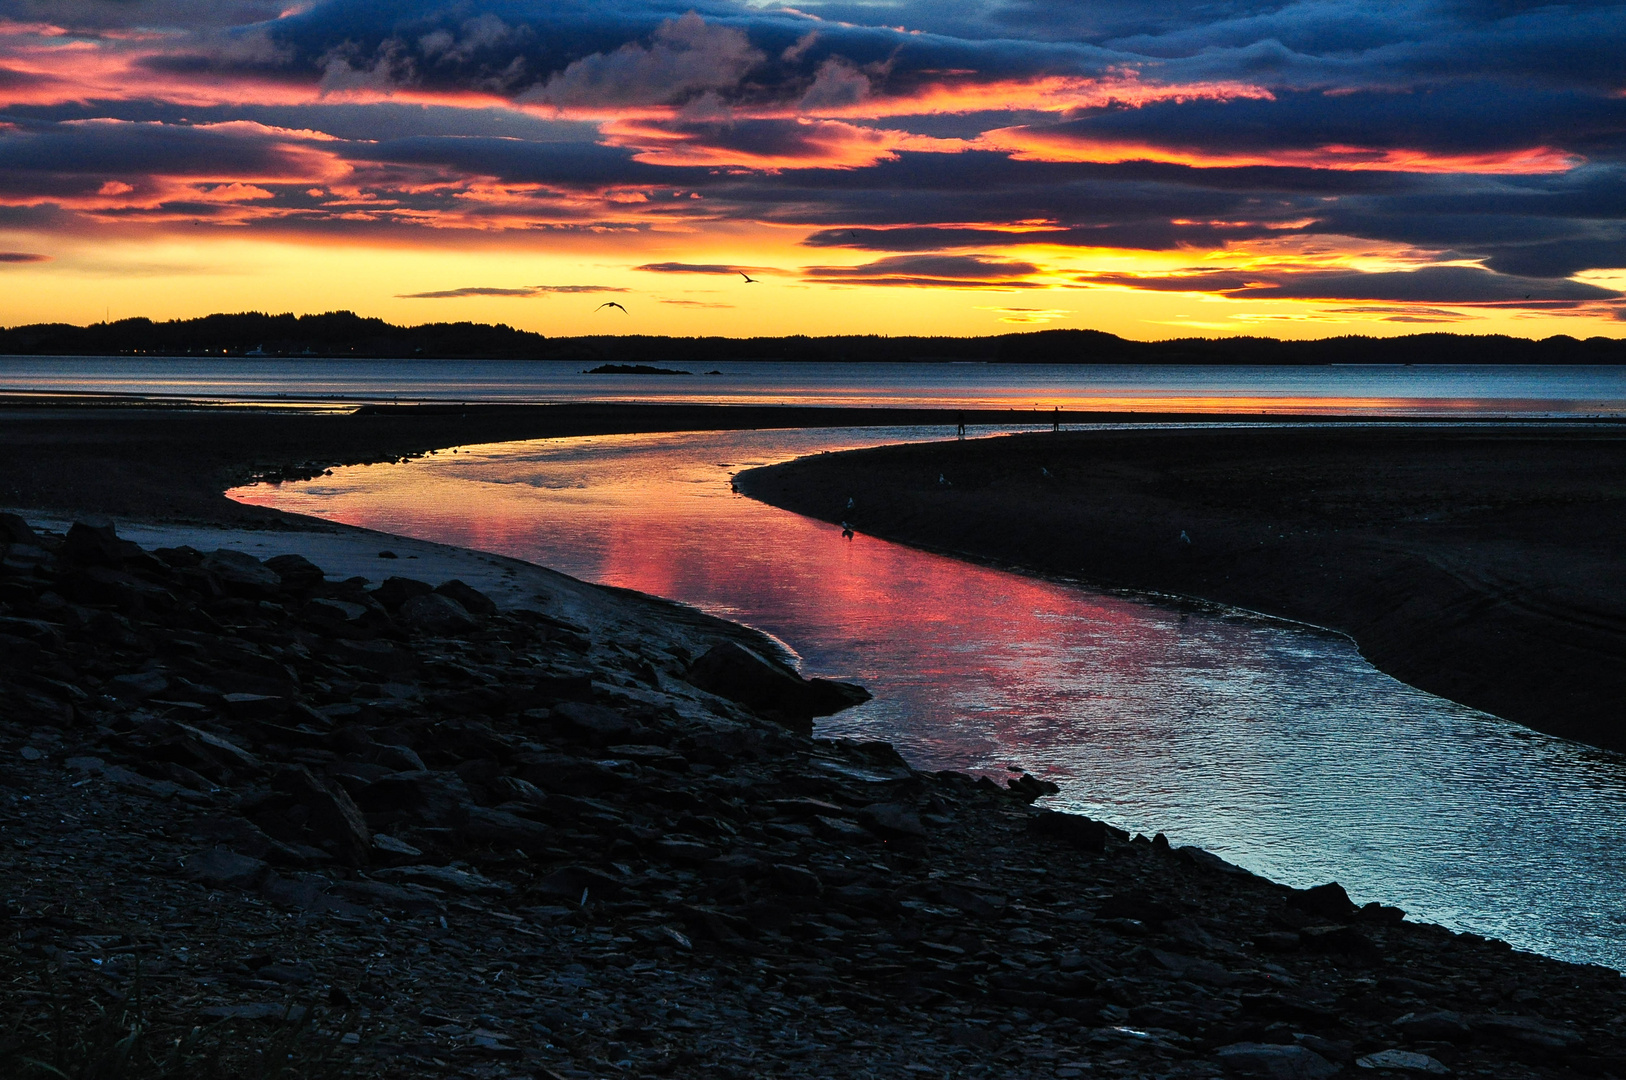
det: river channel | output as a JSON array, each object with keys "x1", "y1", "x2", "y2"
[{"x1": 233, "y1": 424, "x2": 1626, "y2": 971}]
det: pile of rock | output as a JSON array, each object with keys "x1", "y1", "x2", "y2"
[{"x1": 2, "y1": 516, "x2": 1623, "y2": 1079}]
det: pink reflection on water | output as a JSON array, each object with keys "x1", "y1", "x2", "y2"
[
  {"x1": 231, "y1": 426, "x2": 1626, "y2": 971},
  {"x1": 229, "y1": 427, "x2": 1294, "y2": 769},
  {"x1": 5, "y1": 357, "x2": 1625, "y2": 414}
]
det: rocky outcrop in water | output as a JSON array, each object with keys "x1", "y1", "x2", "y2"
[{"x1": 2, "y1": 517, "x2": 1623, "y2": 1079}]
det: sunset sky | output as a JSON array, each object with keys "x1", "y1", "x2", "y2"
[{"x1": 2, "y1": 0, "x2": 1624, "y2": 339}]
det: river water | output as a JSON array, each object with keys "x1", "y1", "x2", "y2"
[
  {"x1": 5, "y1": 355, "x2": 1626, "y2": 414},
  {"x1": 234, "y1": 423, "x2": 1626, "y2": 971}
]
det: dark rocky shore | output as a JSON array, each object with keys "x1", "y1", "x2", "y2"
[
  {"x1": 737, "y1": 424, "x2": 1626, "y2": 753},
  {"x1": 4, "y1": 513, "x2": 1625, "y2": 1079}
]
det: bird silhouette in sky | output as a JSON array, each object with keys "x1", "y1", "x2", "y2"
[
  {"x1": 739, "y1": 271, "x2": 759, "y2": 283},
  {"x1": 596, "y1": 301, "x2": 628, "y2": 313}
]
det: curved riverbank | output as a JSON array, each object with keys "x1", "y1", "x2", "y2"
[
  {"x1": 3, "y1": 514, "x2": 1624, "y2": 1079},
  {"x1": 0, "y1": 400, "x2": 1045, "y2": 526},
  {"x1": 736, "y1": 423, "x2": 1626, "y2": 752}
]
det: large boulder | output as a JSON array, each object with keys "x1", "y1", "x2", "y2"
[
  {"x1": 0, "y1": 513, "x2": 40, "y2": 547},
  {"x1": 1290, "y1": 881, "x2": 1357, "y2": 920},
  {"x1": 1028, "y1": 809, "x2": 1107, "y2": 852},
  {"x1": 201, "y1": 549, "x2": 283, "y2": 594},
  {"x1": 685, "y1": 641, "x2": 870, "y2": 731},
  {"x1": 399, "y1": 592, "x2": 479, "y2": 634},
  {"x1": 435, "y1": 579, "x2": 498, "y2": 615},
  {"x1": 61, "y1": 521, "x2": 141, "y2": 565},
  {"x1": 372, "y1": 576, "x2": 434, "y2": 611},
  {"x1": 264, "y1": 553, "x2": 325, "y2": 590}
]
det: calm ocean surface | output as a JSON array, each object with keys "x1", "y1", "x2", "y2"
[
  {"x1": 4, "y1": 355, "x2": 1626, "y2": 414},
  {"x1": 235, "y1": 424, "x2": 1626, "y2": 971}
]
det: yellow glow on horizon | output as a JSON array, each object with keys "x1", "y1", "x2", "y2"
[{"x1": 3, "y1": 231, "x2": 1622, "y2": 342}]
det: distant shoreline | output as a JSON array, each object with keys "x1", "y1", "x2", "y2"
[{"x1": 4, "y1": 312, "x2": 1625, "y2": 364}]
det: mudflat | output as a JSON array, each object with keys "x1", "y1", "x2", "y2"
[{"x1": 737, "y1": 424, "x2": 1626, "y2": 752}]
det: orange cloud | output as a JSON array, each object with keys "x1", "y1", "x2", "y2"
[
  {"x1": 979, "y1": 127, "x2": 1578, "y2": 175},
  {"x1": 600, "y1": 117, "x2": 969, "y2": 169}
]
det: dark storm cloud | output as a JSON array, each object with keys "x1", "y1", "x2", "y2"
[
  {"x1": 713, "y1": 151, "x2": 1422, "y2": 223},
  {"x1": 635, "y1": 263, "x2": 741, "y2": 274},
  {"x1": 3, "y1": 99, "x2": 601, "y2": 144},
  {"x1": 0, "y1": 119, "x2": 310, "y2": 183},
  {"x1": 804, "y1": 253, "x2": 1040, "y2": 287},
  {"x1": 0, "y1": 1, "x2": 288, "y2": 31},
  {"x1": 1081, "y1": 265, "x2": 1624, "y2": 303},
  {"x1": 799, "y1": 222, "x2": 1285, "y2": 252},
  {"x1": 0, "y1": 65, "x2": 43, "y2": 89},
  {"x1": 5, "y1": 0, "x2": 1626, "y2": 298},
  {"x1": 398, "y1": 286, "x2": 538, "y2": 298},
  {"x1": 1482, "y1": 239, "x2": 1626, "y2": 279},
  {"x1": 397, "y1": 283, "x2": 625, "y2": 297},
  {"x1": 1008, "y1": 86, "x2": 1626, "y2": 161},
  {"x1": 145, "y1": 0, "x2": 1621, "y2": 104},
  {"x1": 121, "y1": 0, "x2": 1232, "y2": 119},
  {"x1": 349, "y1": 134, "x2": 706, "y2": 186}
]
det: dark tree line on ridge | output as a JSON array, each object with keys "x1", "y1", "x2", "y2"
[{"x1": 3, "y1": 311, "x2": 1623, "y2": 364}]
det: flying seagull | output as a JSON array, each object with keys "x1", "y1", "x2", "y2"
[
  {"x1": 739, "y1": 271, "x2": 759, "y2": 283},
  {"x1": 596, "y1": 301, "x2": 628, "y2": 313}
]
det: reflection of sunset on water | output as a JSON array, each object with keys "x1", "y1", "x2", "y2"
[
  {"x1": 4, "y1": 357, "x2": 1624, "y2": 415},
  {"x1": 230, "y1": 425, "x2": 1338, "y2": 773},
  {"x1": 234, "y1": 425, "x2": 1626, "y2": 971}
]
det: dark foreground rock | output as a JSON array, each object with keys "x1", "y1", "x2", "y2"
[{"x1": 3, "y1": 519, "x2": 1624, "y2": 1079}]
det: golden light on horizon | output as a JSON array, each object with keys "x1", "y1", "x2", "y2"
[{"x1": 0, "y1": 4, "x2": 1621, "y2": 340}]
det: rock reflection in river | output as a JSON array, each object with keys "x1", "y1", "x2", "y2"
[{"x1": 233, "y1": 425, "x2": 1626, "y2": 970}]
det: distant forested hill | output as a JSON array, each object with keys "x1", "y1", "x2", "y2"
[{"x1": 2, "y1": 311, "x2": 1624, "y2": 364}]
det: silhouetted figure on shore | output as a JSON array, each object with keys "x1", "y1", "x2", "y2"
[
  {"x1": 1053, "y1": 406, "x2": 1060, "y2": 432},
  {"x1": 956, "y1": 412, "x2": 966, "y2": 439}
]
